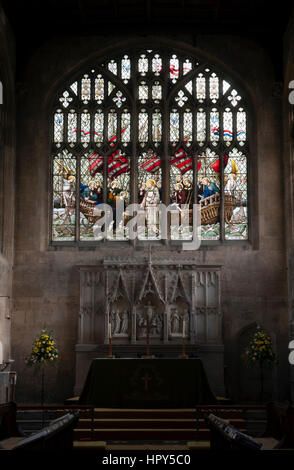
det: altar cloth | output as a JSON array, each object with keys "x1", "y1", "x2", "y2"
[{"x1": 79, "y1": 358, "x2": 216, "y2": 408}]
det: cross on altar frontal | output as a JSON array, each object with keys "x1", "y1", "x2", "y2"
[
  {"x1": 138, "y1": 301, "x2": 156, "y2": 358},
  {"x1": 79, "y1": 358, "x2": 217, "y2": 407},
  {"x1": 141, "y1": 372, "x2": 152, "y2": 391}
]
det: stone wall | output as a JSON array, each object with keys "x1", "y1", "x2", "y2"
[
  {"x1": 0, "y1": 5, "x2": 15, "y2": 372},
  {"x1": 11, "y1": 33, "x2": 288, "y2": 404},
  {"x1": 283, "y1": 9, "x2": 294, "y2": 401}
]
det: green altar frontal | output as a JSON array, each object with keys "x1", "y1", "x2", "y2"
[{"x1": 79, "y1": 358, "x2": 216, "y2": 408}]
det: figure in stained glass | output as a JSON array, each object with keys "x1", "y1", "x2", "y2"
[
  {"x1": 171, "y1": 182, "x2": 187, "y2": 206},
  {"x1": 138, "y1": 182, "x2": 146, "y2": 205},
  {"x1": 224, "y1": 173, "x2": 237, "y2": 195},
  {"x1": 140, "y1": 178, "x2": 161, "y2": 232},
  {"x1": 198, "y1": 177, "x2": 220, "y2": 200},
  {"x1": 52, "y1": 157, "x2": 76, "y2": 240},
  {"x1": 81, "y1": 180, "x2": 103, "y2": 205},
  {"x1": 183, "y1": 177, "x2": 192, "y2": 205},
  {"x1": 62, "y1": 175, "x2": 75, "y2": 220}
]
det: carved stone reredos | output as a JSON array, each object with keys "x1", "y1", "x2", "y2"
[
  {"x1": 109, "y1": 269, "x2": 131, "y2": 304},
  {"x1": 77, "y1": 257, "x2": 222, "y2": 345},
  {"x1": 171, "y1": 271, "x2": 190, "y2": 305},
  {"x1": 137, "y1": 266, "x2": 164, "y2": 304}
]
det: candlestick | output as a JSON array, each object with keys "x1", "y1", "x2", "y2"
[{"x1": 108, "y1": 322, "x2": 112, "y2": 339}]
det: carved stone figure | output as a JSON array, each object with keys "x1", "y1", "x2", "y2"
[
  {"x1": 138, "y1": 314, "x2": 146, "y2": 336},
  {"x1": 120, "y1": 310, "x2": 129, "y2": 334},
  {"x1": 171, "y1": 308, "x2": 180, "y2": 334},
  {"x1": 183, "y1": 309, "x2": 190, "y2": 336},
  {"x1": 154, "y1": 313, "x2": 163, "y2": 336},
  {"x1": 114, "y1": 310, "x2": 121, "y2": 335},
  {"x1": 110, "y1": 309, "x2": 116, "y2": 335},
  {"x1": 145, "y1": 300, "x2": 154, "y2": 321}
]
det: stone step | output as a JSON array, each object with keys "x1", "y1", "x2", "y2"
[
  {"x1": 73, "y1": 427, "x2": 247, "y2": 441},
  {"x1": 73, "y1": 441, "x2": 107, "y2": 451},
  {"x1": 64, "y1": 395, "x2": 234, "y2": 407},
  {"x1": 91, "y1": 408, "x2": 245, "y2": 419},
  {"x1": 243, "y1": 409, "x2": 267, "y2": 436},
  {"x1": 76, "y1": 417, "x2": 245, "y2": 430},
  {"x1": 244, "y1": 420, "x2": 267, "y2": 437},
  {"x1": 17, "y1": 407, "x2": 247, "y2": 419},
  {"x1": 105, "y1": 443, "x2": 190, "y2": 451},
  {"x1": 76, "y1": 418, "x2": 196, "y2": 430},
  {"x1": 17, "y1": 410, "x2": 59, "y2": 420},
  {"x1": 92, "y1": 408, "x2": 197, "y2": 419},
  {"x1": 187, "y1": 440, "x2": 211, "y2": 450},
  {"x1": 15, "y1": 407, "x2": 258, "y2": 443},
  {"x1": 74, "y1": 428, "x2": 200, "y2": 441},
  {"x1": 72, "y1": 440, "x2": 210, "y2": 452},
  {"x1": 244, "y1": 409, "x2": 267, "y2": 418},
  {"x1": 16, "y1": 420, "x2": 51, "y2": 431}
]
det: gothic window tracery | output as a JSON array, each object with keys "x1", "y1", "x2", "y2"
[{"x1": 51, "y1": 48, "x2": 248, "y2": 243}]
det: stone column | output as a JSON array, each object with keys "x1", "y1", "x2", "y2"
[
  {"x1": 163, "y1": 305, "x2": 169, "y2": 343},
  {"x1": 204, "y1": 271, "x2": 208, "y2": 343},
  {"x1": 216, "y1": 270, "x2": 222, "y2": 344},
  {"x1": 90, "y1": 272, "x2": 95, "y2": 342},
  {"x1": 131, "y1": 305, "x2": 137, "y2": 343},
  {"x1": 77, "y1": 271, "x2": 85, "y2": 344},
  {"x1": 190, "y1": 271, "x2": 197, "y2": 343},
  {"x1": 104, "y1": 271, "x2": 110, "y2": 344}
]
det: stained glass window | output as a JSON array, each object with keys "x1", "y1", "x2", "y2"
[
  {"x1": 52, "y1": 150, "x2": 76, "y2": 241},
  {"x1": 51, "y1": 48, "x2": 249, "y2": 243}
]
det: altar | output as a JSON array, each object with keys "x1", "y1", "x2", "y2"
[
  {"x1": 75, "y1": 255, "x2": 225, "y2": 398},
  {"x1": 79, "y1": 358, "x2": 216, "y2": 408}
]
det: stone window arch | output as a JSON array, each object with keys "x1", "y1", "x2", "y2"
[{"x1": 51, "y1": 47, "x2": 249, "y2": 244}]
